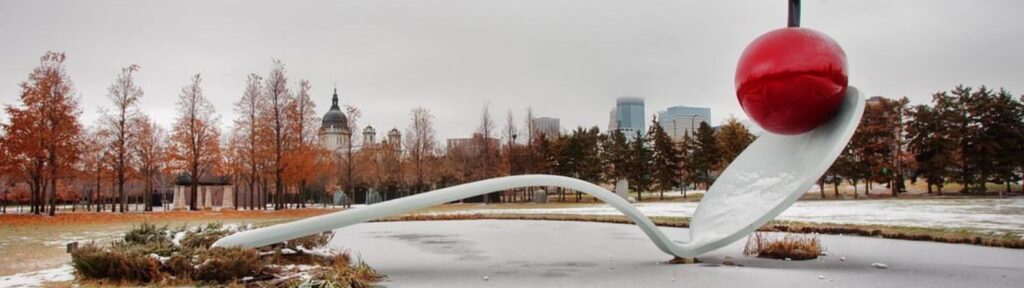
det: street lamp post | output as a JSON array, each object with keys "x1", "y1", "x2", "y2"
[{"x1": 510, "y1": 134, "x2": 517, "y2": 202}]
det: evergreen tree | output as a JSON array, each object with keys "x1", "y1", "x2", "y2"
[
  {"x1": 678, "y1": 131, "x2": 697, "y2": 197},
  {"x1": 943, "y1": 85, "x2": 977, "y2": 193},
  {"x1": 601, "y1": 130, "x2": 629, "y2": 185},
  {"x1": 691, "y1": 122, "x2": 719, "y2": 189},
  {"x1": 625, "y1": 131, "x2": 652, "y2": 201},
  {"x1": 967, "y1": 86, "x2": 997, "y2": 193},
  {"x1": 979, "y1": 88, "x2": 1023, "y2": 196},
  {"x1": 906, "y1": 101, "x2": 954, "y2": 195},
  {"x1": 648, "y1": 117, "x2": 680, "y2": 200}
]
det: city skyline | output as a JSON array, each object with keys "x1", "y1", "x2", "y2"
[{"x1": 2, "y1": 0, "x2": 1023, "y2": 142}]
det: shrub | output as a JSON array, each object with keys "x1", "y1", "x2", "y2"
[
  {"x1": 123, "y1": 223, "x2": 171, "y2": 246},
  {"x1": 71, "y1": 243, "x2": 163, "y2": 283},
  {"x1": 317, "y1": 256, "x2": 385, "y2": 288},
  {"x1": 194, "y1": 247, "x2": 270, "y2": 283},
  {"x1": 70, "y1": 223, "x2": 382, "y2": 287},
  {"x1": 180, "y1": 224, "x2": 230, "y2": 249},
  {"x1": 286, "y1": 231, "x2": 333, "y2": 250},
  {"x1": 164, "y1": 248, "x2": 197, "y2": 280},
  {"x1": 743, "y1": 232, "x2": 822, "y2": 260}
]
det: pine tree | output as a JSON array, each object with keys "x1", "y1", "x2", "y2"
[
  {"x1": 648, "y1": 117, "x2": 680, "y2": 200},
  {"x1": 678, "y1": 132, "x2": 696, "y2": 198},
  {"x1": 906, "y1": 100, "x2": 953, "y2": 195},
  {"x1": 945, "y1": 85, "x2": 977, "y2": 193},
  {"x1": 980, "y1": 88, "x2": 1023, "y2": 196},
  {"x1": 625, "y1": 131, "x2": 652, "y2": 201},
  {"x1": 691, "y1": 122, "x2": 719, "y2": 189},
  {"x1": 601, "y1": 130, "x2": 629, "y2": 185}
]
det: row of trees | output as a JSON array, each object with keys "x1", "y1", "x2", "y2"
[
  {"x1": 2, "y1": 52, "x2": 1021, "y2": 215},
  {"x1": 824, "y1": 86, "x2": 1024, "y2": 198},
  {"x1": 0, "y1": 53, "x2": 332, "y2": 214}
]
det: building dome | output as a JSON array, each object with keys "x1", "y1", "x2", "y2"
[
  {"x1": 322, "y1": 88, "x2": 348, "y2": 130},
  {"x1": 363, "y1": 125, "x2": 376, "y2": 134},
  {"x1": 388, "y1": 128, "x2": 401, "y2": 136}
]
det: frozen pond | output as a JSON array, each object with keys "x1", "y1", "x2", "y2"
[
  {"x1": 429, "y1": 197, "x2": 1024, "y2": 237},
  {"x1": 332, "y1": 220, "x2": 1024, "y2": 288}
]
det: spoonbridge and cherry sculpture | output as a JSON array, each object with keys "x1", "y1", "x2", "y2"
[{"x1": 214, "y1": 0, "x2": 866, "y2": 258}]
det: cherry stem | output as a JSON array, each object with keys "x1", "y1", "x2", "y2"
[{"x1": 788, "y1": 0, "x2": 801, "y2": 27}]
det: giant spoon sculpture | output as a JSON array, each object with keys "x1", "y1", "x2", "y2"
[{"x1": 215, "y1": 0, "x2": 865, "y2": 257}]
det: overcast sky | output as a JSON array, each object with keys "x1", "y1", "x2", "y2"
[{"x1": 1, "y1": 0, "x2": 1022, "y2": 142}]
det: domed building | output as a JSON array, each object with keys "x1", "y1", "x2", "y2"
[{"x1": 320, "y1": 88, "x2": 351, "y2": 153}]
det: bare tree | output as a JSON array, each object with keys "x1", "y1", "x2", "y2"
[
  {"x1": 477, "y1": 103, "x2": 497, "y2": 202},
  {"x1": 103, "y1": 64, "x2": 143, "y2": 212},
  {"x1": 290, "y1": 79, "x2": 319, "y2": 208},
  {"x1": 132, "y1": 116, "x2": 165, "y2": 211},
  {"x1": 260, "y1": 59, "x2": 292, "y2": 210},
  {"x1": 341, "y1": 105, "x2": 361, "y2": 207},
  {"x1": 234, "y1": 73, "x2": 263, "y2": 210},
  {"x1": 169, "y1": 74, "x2": 221, "y2": 211},
  {"x1": 403, "y1": 107, "x2": 436, "y2": 193}
]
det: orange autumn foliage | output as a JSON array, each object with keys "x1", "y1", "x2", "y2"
[{"x1": 2, "y1": 52, "x2": 83, "y2": 216}]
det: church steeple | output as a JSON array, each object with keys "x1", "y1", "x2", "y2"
[{"x1": 330, "y1": 86, "x2": 340, "y2": 110}]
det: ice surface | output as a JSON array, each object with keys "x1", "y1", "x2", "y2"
[
  {"x1": 329, "y1": 220, "x2": 1024, "y2": 288},
  {"x1": 429, "y1": 197, "x2": 1024, "y2": 237}
]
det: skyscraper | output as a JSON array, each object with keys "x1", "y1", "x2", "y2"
[
  {"x1": 532, "y1": 117, "x2": 560, "y2": 138},
  {"x1": 658, "y1": 106, "x2": 711, "y2": 142},
  {"x1": 610, "y1": 97, "x2": 645, "y2": 141}
]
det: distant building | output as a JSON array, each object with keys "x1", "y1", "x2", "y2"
[
  {"x1": 610, "y1": 97, "x2": 645, "y2": 141},
  {"x1": 362, "y1": 125, "x2": 377, "y2": 145},
  {"x1": 866, "y1": 96, "x2": 885, "y2": 106},
  {"x1": 447, "y1": 133, "x2": 500, "y2": 153},
  {"x1": 608, "y1": 108, "x2": 618, "y2": 131},
  {"x1": 387, "y1": 128, "x2": 402, "y2": 151},
  {"x1": 532, "y1": 117, "x2": 560, "y2": 138},
  {"x1": 320, "y1": 88, "x2": 351, "y2": 153},
  {"x1": 658, "y1": 106, "x2": 711, "y2": 141}
]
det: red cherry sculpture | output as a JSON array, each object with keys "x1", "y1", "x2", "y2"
[{"x1": 735, "y1": 27, "x2": 848, "y2": 135}]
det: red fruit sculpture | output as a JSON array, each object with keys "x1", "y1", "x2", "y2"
[{"x1": 735, "y1": 27, "x2": 848, "y2": 135}]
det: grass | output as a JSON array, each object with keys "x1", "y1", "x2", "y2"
[
  {"x1": 0, "y1": 209, "x2": 335, "y2": 276},
  {"x1": 69, "y1": 223, "x2": 385, "y2": 287},
  {"x1": 743, "y1": 232, "x2": 822, "y2": 260}
]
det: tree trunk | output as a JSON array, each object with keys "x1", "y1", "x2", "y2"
[
  {"x1": 891, "y1": 179, "x2": 898, "y2": 198},
  {"x1": 275, "y1": 169, "x2": 283, "y2": 210},
  {"x1": 118, "y1": 171, "x2": 125, "y2": 213},
  {"x1": 819, "y1": 179, "x2": 825, "y2": 199},
  {"x1": 48, "y1": 163, "x2": 57, "y2": 216},
  {"x1": 143, "y1": 177, "x2": 152, "y2": 212}
]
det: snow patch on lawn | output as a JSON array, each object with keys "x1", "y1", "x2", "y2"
[{"x1": 0, "y1": 265, "x2": 74, "y2": 287}]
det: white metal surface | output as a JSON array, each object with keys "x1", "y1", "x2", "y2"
[{"x1": 214, "y1": 88, "x2": 865, "y2": 257}]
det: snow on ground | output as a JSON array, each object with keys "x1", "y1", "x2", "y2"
[
  {"x1": 0, "y1": 265, "x2": 73, "y2": 288},
  {"x1": 428, "y1": 197, "x2": 1024, "y2": 237},
  {"x1": 332, "y1": 220, "x2": 1024, "y2": 288}
]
